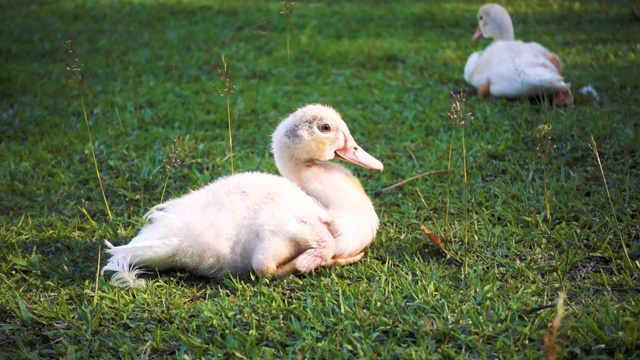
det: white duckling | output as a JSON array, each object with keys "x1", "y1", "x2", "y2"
[
  {"x1": 463, "y1": 3, "x2": 573, "y2": 106},
  {"x1": 102, "y1": 104, "x2": 383, "y2": 287}
]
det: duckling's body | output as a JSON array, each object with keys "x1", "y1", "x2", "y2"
[
  {"x1": 103, "y1": 104, "x2": 382, "y2": 287},
  {"x1": 464, "y1": 3, "x2": 573, "y2": 105},
  {"x1": 104, "y1": 173, "x2": 334, "y2": 280}
]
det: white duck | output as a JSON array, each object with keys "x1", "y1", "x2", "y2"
[
  {"x1": 463, "y1": 3, "x2": 573, "y2": 106},
  {"x1": 102, "y1": 104, "x2": 383, "y2": 287}
]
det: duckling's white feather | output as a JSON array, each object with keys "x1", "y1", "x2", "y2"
[{"x1": 101, "y1": 256, "x2": 147, "y2": 289}]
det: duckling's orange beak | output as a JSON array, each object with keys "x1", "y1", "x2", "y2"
[
  {"x1": 472, "y1": 25, "x2": 483, "y2": 42},
  {"x1": 335, "y1": 135, "x2": 384, "y2": 171}
]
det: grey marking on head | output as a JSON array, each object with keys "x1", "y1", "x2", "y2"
[
  {"x1": 304, "y1": 115, "x2": 322, "y2": 132},
  {"x1": 285, "y1": 122, "x2": 300, "y2": 140}
]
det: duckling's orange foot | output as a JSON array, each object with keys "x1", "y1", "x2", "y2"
[
  {"x1": 323, "y1": 252, "x2": 365, "y2": 267},
  {"x1": 478, "y1": 84, "x2": 490, "y2": 97},
  {"x1": 261, "y1": 258, "x2": 312, "y2": 279},
  {"x1": 256, "y1": 251, "x2": 326, "y2": 279},
  {"x1": 548, "y1": 53, "x2": 563, "y2": 75},
  {"x1": 553, "y1": 89, "x2": 573, "y2": 107},
  {"x1": 255, "y1": 264, "x2": 280, "y2": 279}
]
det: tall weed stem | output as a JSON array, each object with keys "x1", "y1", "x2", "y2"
[
  {"x1": 281, "y1": 1, "x2": 295, "y2": 106},
  {"x1": 461, "y1": 125, "x2": 469, "y2": 276},
  {"x1": 536, "y1": 124, "x2": 554, "y2": 221},
  {"x1": 445, "y1": 130, "x2": 454, "y2": 228},
  {"x1": 255, "y1": 18, "x2": 267, "y2": 125},
  {"x1": 589, "y1": 135, "x2": 634, "y2": 272},
  {"x1": 160, "y1": 136, "x2": 185, "y2": 203},
  {"x1": 66, "y1": 40, "x2": 113, "y2": 221},
  {"x1": 447, "y1": 91, "x2": 473, "y2": 277},
  {"x1": 215, "y1": 55, "x2": 236, "y2": 174}
]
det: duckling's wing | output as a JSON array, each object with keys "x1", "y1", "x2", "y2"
[
  {"x1": 473, "y1": 41, "x2": 568, "y2": 97},
  {"x1": 464, "y1": 51, "x2": 483, "y2": 85},
  {"x1": 511, "y1": 43, "x2": 569, "y2": 95},
  {"x1": 252, "y1": 213, "x2": 336, "y2": 278}
]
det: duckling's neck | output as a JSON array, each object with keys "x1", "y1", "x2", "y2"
[
  {"x1": 275, "y1": 152, "x2": 367, "y2": 207},
  {"x1": 277, "y1": 157, "x2": 378, "y2": 257},
  {"x1": 493, "y1": 31, "x2": 515, "y2": 41},
  {"x1": 276, "y1": 155, "x2": 331, "y2": 194},
  {"x1": 275, "y1": 152, "x2": 310, "y2": 184},
  {"x1": 491, "y1": 17, "x2": 515, "y2": 41}
]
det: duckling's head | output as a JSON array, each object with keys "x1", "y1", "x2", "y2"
[
  {"x1": 473, "y1": 3, "x2": 515, "y2": 42},
  {"x1": 272, "y1": 104, "x2": 383, "y2": 171}
]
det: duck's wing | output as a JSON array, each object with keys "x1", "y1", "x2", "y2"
[
  {"x1": 471, "y1": 41, "x2": 569, "y2": 97},
  {"x1": 464, "y1": 51, "x2": 483, "y2": 86},
  {"x1": 512, "y1": 42, "x2": 569, "y2": 95}
]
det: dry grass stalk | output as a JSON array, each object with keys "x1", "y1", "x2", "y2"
[
  {"x1": 447, "y1": 91, "x2": 474, "y2": 275},
  {"x1": 535, "y1": 124, "x2": 554, "y2": 221},
  {"x1": 543, "y1": 292, "x2": 566, "y2": 360},
  {"x1": 214, "y1": 55, "x2": 236, "y2": 174},
  {"x1": 379, "y1": 169, "x2": 449, "y2": 193},
  {"x1": 65, "y1": 39, "x2": 113, "y2": 221},
  {"x1": 281, "y1": 1, "x2": 295, "y2": 105},
  {"x1": 160, "y1": 136, "x2": 187, "y2": 202},
  {"x1": 589, "y1": 135, "x2": 634, "y2": 271}
]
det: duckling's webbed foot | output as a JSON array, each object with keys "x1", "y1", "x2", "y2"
[
  {"x1": 253, "y1": 217, "x2": 337, "y2": 279},
  {"x1": 273, "y1": 250, "x2": 326, "y2": 278},
  {"x1": 254, "y1": 248, "x2": 333, "y2": 279},
  {"x1": 252, "y1": 260, "x2": 300, "y2": 279},
  {"x1": 276, "y1": 217, "x2": 337, "y2": 276},
  {"x1": 273, "y1": 244, "x2": 335, "y2": 278},
  {"x1": 478, "y1": 83, "x2": 491, "y2": 97},
  {"x1": 323, "y1": 252, "x2": 364, "y2": 267},
  {"x1": 553, "y1": 89, "x2": 573, "y2": 106}
]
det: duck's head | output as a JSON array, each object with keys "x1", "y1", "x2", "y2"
[
  {"x1": 272, "y1": 104, "x2": 383, "y2": 171},
  {"x1": 472, "y1": 3, "x2": 515, "y2": 42}
]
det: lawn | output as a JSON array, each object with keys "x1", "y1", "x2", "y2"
[{"x1": 1, "y1": 0, "x2": 639, "y2": 358}]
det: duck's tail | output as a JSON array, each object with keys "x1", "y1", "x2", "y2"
[
  {"x1": 101, "y1": 251, "x2": 148, "y2": 289},
  {"x1": 102, "y1": 234, "x2": 182, "y2": 288},
  {"x1": 521, "y1": 68, "x2": 570, "y2": 94}
]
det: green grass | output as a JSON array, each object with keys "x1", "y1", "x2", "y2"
[{"x1": 1, "y1": 0, "x2": 639, "y2": 358}]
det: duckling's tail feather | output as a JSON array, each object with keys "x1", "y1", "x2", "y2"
[
  {"x1": 521, "y1": 68, "x2": 569, "y2": 93},
  {"x1": 101, "y1": 255, "x2": 148, "y2": 289},
  {"x1": 103, "y1": 236, "x2": 182, "y2": 288}
]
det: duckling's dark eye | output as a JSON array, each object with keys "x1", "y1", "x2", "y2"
[
  {"x1": 319, "y1": 123, "x2": 331, "y2": 133},
  {"x1": 479, "y1": 15, "x2": 483, "y2": 21}
]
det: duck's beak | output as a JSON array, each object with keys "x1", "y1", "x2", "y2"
[
  {"x1": 335, "y1": 135, "x2": 384, "y2": 171},
  {"x1": 472, "y1": 25, "x2": 483, "y2": 42}
]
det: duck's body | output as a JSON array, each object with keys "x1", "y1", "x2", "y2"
[
  {"x1": 102, "y1": 104, "x2": 383, "y2": 287},
  {"x1": 463, "y1": 3, "x2": 573, "y2": 105},
  {"x1": 464, "y1": 40, "x2": 568, "y2": 98}
]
